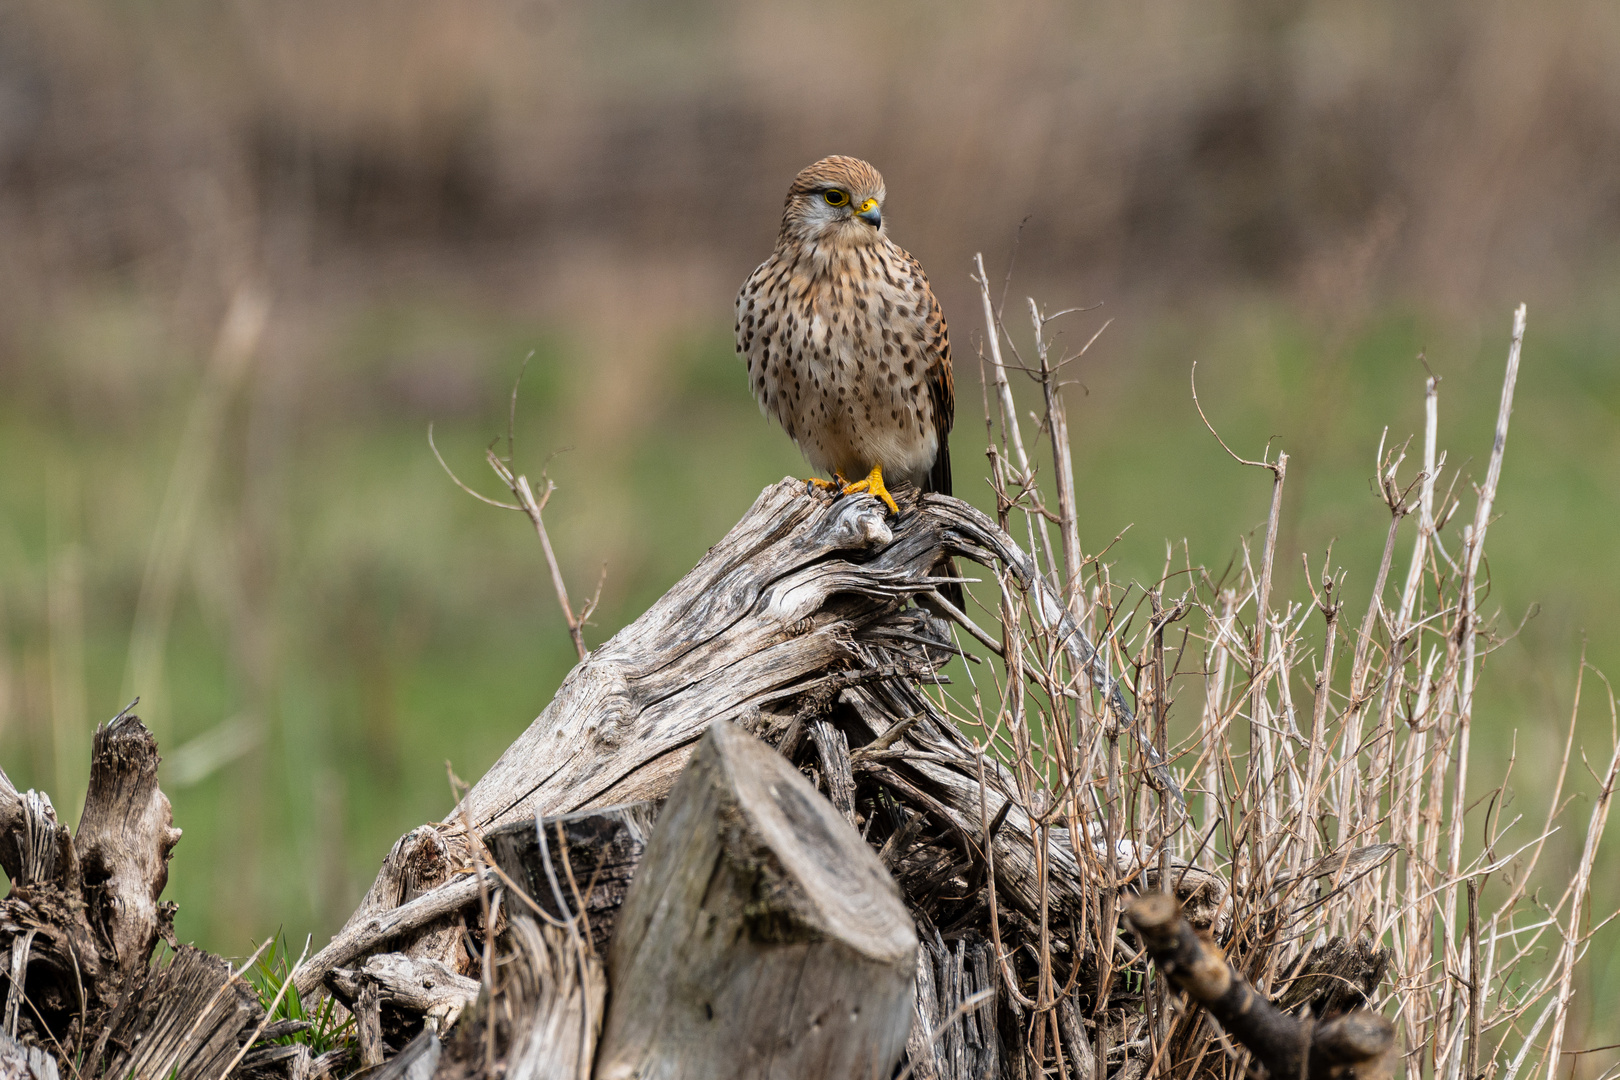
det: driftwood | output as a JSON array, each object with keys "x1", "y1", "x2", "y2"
[
  {"x1": 328, "y1": 483, "x2": 1187, "y2": 968},
  {"x1": 327, "y1": 954, "x2": 480, "y2": 1031},
  {"x1": 1126, "y1": 894, "x2": 1396, "y2": 1080},
  {"x1": 595, "y1": 720, "x2": 918, "y2": 1080}
]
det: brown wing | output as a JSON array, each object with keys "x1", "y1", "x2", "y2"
[
  {"x1": 908, "y1": 254, "x2": 963, "y2": 610},
  {"x1": 913, "y1": 258, "x2": 955, "y2": 499}
]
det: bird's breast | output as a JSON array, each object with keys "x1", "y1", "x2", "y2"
[{"x1": 738, "y1": 243, "x2": 939, "y2": 486}]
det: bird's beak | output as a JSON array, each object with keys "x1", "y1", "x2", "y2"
[{"x1": 856, "y1": 198, "x2": 882, "y2": 229}]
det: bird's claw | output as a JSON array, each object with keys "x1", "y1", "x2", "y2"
[
  {"x1": 841, "y1": 465, "x2": 900, "y2": 515},
  {"x1": 802, "y1": 468, "x2": 899, "y2": 515}
]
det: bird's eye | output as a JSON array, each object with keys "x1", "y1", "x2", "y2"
[{"x1": 823, "y1": 189, "x2": 850, "y2": 207}]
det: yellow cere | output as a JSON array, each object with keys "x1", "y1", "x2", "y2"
[{"x1": 857, "y1": 198, "x2": 878, "y2": 214}]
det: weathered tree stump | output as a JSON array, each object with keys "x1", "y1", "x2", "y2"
[
  {"x1": 0, "y1": 714, "x2": 191, "y2": 1055},
  {"x1": 326, "y1": 483, "x2": 1172, "y2": 976},
  {"x1": 595, "y1": 719, "x2": 918, "y2": 1080}
]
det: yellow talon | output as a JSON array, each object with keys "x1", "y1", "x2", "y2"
[
  {"x1": 804, "y1": 472, "x2": 853, "y2": 495},
  {"x1": 842, "y1": 464, "x2": 900, "y2": 515}
]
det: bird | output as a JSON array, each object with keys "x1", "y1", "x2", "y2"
[{"x1": 736, "y1": 155, "x2": 961, "y2": 606}]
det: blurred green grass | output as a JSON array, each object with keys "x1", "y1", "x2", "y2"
[{"x1": 0, "y1": 287, "x2": 1616, "y2": 1010}]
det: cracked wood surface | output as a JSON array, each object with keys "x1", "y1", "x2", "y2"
[{"x1": 454, "y1": 481, "x2": 918, "y2": 832}]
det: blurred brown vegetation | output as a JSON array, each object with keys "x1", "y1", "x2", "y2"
[
  {"x1": 2, "y1": 0, "x2": 1620, "y2": 1013},
  {"x1": 5, "y1": 0, "x2": 1620, "y2": 343}
]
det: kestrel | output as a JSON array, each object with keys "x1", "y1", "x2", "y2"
[{"x1": 736, "y1": 155, "x2": 956, "y2": 531}]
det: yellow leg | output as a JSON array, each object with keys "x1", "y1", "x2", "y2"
[{"x1": 842, "y1": 464, "x2": 900, "y2": 515}]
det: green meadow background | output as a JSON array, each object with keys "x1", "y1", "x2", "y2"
[{"x1": 1, "y1": 0, "x2": 1618, "y2": 1058}]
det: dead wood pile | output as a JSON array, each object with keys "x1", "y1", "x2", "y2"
[{"x1": 0, "y1": 477, "x2": 1393, "y2": 1080}]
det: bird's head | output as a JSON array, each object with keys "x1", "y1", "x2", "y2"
[{"x1": 779, "y1": 156, "x2": 887, "y2": 247}]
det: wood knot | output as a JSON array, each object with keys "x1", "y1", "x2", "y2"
[
  {"x1": 823, "y1": 499, "x2": 893, "y2": 551},
  {"x1": 587, "y1": 675, "x2": 638, "y2": 748}
]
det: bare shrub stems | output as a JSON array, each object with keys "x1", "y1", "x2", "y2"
[{"x1": 946, "y1": 280, "x2": 1612, "y2": 1079}]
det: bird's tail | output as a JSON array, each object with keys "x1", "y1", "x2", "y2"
[{"x1": 922, "y1": 436, "x2": 966, "y2": 612}]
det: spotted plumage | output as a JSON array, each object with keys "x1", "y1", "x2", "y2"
[{"x1": 736, "y1": 156, "x2": 955, "y2": 504}]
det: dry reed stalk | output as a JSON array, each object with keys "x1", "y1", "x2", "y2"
[{"x1": 938, "y1": 272, "x2": 1613, "y2": 1080}]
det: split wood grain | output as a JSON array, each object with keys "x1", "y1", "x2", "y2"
[
  {"x1": 596, "y1": 719, "x2": 917, "y2": 1080},
  {"x1": 433, "y1": 914, "x2": 604, "y2": 1080}
]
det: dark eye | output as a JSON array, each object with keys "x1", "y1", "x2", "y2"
[{"x1": 823, "y1": 189, "x2": 850, "y2": 207}]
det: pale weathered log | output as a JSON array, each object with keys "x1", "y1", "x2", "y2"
[
  {"x1": 318, "y1": 484, "x2": 938, "y2": 985},
  {"x1": 295, "y1": 869, "x2": 494, "y2": 999},
  {"x1": 484, "y1": 802, "x2": 658, "y2": 954},
  {"x1": 319, "y1": 480, "x2": 1200, "y2": 1077},
  {"x1": 455, "y1": 484, "x2": 912, "y2": 832},
  {"x1": 327, "y1": 954, "x2": 480, "y2": 1030},
  {"x1": 339, "y1": 484, "x2": 1076, "y2": 942},
  {"x1": 596, "y1": 719, "x2": 918, "y2": 1080}
]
